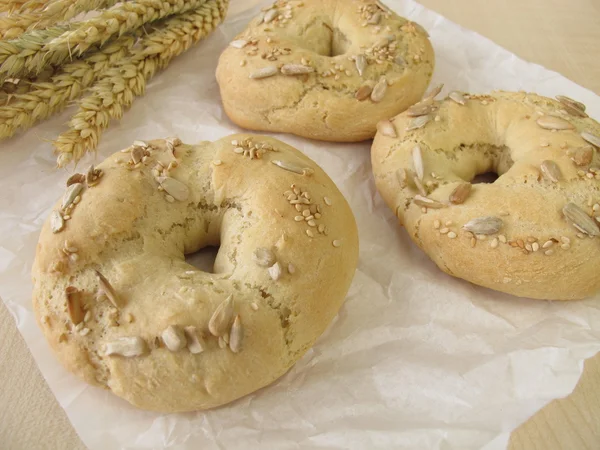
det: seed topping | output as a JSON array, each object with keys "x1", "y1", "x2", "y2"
[
  {"x1": 208, "y1": 295, "x2": 234, "y2": 337},
  {"x1": 463, "y1": 216, "x2": 503, "y2": 235}
]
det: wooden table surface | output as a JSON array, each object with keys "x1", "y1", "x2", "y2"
[{"x1": 1, "y1": 0, "x2": 600, "y2": 448}]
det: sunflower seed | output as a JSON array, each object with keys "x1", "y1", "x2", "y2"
[
  {"x1": 581, "y1": 131, "x2": 600, "y2": 148},
  {"x1": 66, "y1": 173, "x2": 85, "y2": 187},
  {"x1": 449, "y1": 91, "x2": 466, "y2": 105},
  {"x1": 406, "y1": 115, "x2": 431, "y2": 131},
  {"x1": 412, "y1": 145, "x2": 424, "y2": 180},
  {"x1": 413, "y1": 195, "x2": 445, "y2": 209},
  {"x1": 463, "y1": 216, "x2": 503, "y2": 235},
  {"x1": 449, "y1": 182, "x2": 472, "y2": 204},
  {"x1": 355, "y1": 55, "x2": 367, "y2": 76},
  {"x1": 105, "y1": 337, "x2": 147, "y2": 357},
  {"x1": 50, "y1": 211, "x2": 64, "y2": 233},
  {"x1": 536, "y1": 116, "x2": 574, "y2": 130},
  {"x1": 413, "y1": 176, "x2": 427, "y2": 196},
  {"x1": 133, "y1": 140, "x2": 148, "y2": 148},
  {"x1": 209, "y1": 295, "x2": 234, "y2": 337},
  {"x1": 268, "y1": 261, "x2": 283, "y2": 281},
  {"x1": 230, "y1": 39, "x2": 248, "y2": 49},
  {"x1": 371, "y1": 77, "x2": 388, "y2": 102},
  {"x1": 397, "y1": 168, "x2": 411, "y2": 188},
  {"x1": 407, "y1": 103, "x2": 435, "y2": 117},
  {"x1": 157, "y1": 177, "x2": 189, "y2": 201},
  {"x1": 281, "y1": 64, "x2": 314, "y2": 75},
  {"x1": 95, "y1": 271, "x2": 120, "y2": 308},
  {"x1": 66, "y1": 287, "x2": 84, "y2": 324},
  {"x1": 570, "y1": 146, "x2": 594, "y2": 166},
  {"x1": 253, "y1": 247, "x2": 275, "y2": 267},
  {"x1": 250, "y1": 66, "x2": 278, "y2": 79},
  {"x1": 424, "y1": 84, "x2": 443, "y2": 100},
  {"x1": 62, "y1": 183, "x2": 83, "y2": 210},
  {"x1": 131, "y1": 146, "x2": 144, "y2": 165},
  {"x1": 378, "y1": 119, "x2": 397, "y2": 137},
  {"x1": 271, "y1": 159, "x2": 311, "y2": 175},
  {"x1": 229, "y1": 315, "x2": 243, "y2": 353},
  {"x1": 85, "y1": 165, "x2": 99, "y2": 186},
  {"x1": 356, "y1": 83, "x2": 373, "y2": 101},
  {"x1": 288, "y1": 263, "x2": 296, "y2": 274},
  {"x1": 264, "y1": 8, "x2": 278, "y2": 23},
  {"x1": 395, "y1": 55, "x2": 406, "y2": 67},
  {"x1": 540, "y1": 160, "x2": 562, "y2": 182},
  {"x1": 556, "y1": 95, "x2": 586, "y2": 112},
  {"x1": 161, "y1": 325, "x2": 187, "y2": 352},
  {"x1": 562, "y1": 202, "x2": 600, "y2": 236}
]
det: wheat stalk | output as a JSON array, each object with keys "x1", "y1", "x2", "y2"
[
  {"x1": 53, "y1": 0, "x2": 229, "y2": 166},
  {"x1": 0, "y1": 0, "x2": 118, "y2": 40},
  {"x1": 0, "y1": 35, "x2": 135, "y2": 139},
  {"x1": 0, "y1": 0, "x2": 210, "y2": 81}
]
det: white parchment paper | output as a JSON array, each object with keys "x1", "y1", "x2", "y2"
[{"x1": 1, "y1": 1, "x2": 600, "y2": 449}]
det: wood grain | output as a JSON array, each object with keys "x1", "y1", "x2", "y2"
[{"x1": 1, "y1": 1, "x2": 599, "y2": 449}]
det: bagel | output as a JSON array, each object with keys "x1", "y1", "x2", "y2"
[
  {"x1": 32, "y1": 134, "x2": 358, "y2": 412},
  {"x1": 371, "y1": 90, "x2": 600, "y2": 300},
  {"x1": 216, "y1": 0, "x2": 434, "y2": 142}
]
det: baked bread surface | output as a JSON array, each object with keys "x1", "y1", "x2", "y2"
[
  {"x1": 371, "y1": 90, "x2": 600, "y2": 300},
  {"x1": 32, "y1": 134, "x2": 359, "y2": 412},
  {"x1": 216, "y1": 0, "x2": 434, "y2": 142}
]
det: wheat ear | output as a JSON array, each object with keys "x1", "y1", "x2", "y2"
[
  {"x1": 0, "y1": 0, "x2": 47, "y2": 13},
  {"x1": 0, "y1": 0, "x2": 211, "y2": 81},
  {"x1": 45, "y1": 0, "x2": 211, "y2": 62},
  {"x1": 0, "y1": 35, "x2": 135, "y2": 140},
  {"x1": 53, "y1": 0, "x2": 229, "y2": 166},
  {"x1": 0, "y1": 0, "x2": 118, "y2": 40},
  {"x1": 0, "y1": 25, "x2": 71, "y2": 82}
]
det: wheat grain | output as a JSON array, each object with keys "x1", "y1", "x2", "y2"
[
  {"x1": 0, "y1": 35, "x2": 135, "y2": 139},
  {"x1": 54, "y1": 0, "x2": 229, "y2": 165},
  {"x1": 0, "y1": 0, "x2": 118, "y2": 39},
  {"x1": 0, "y1": 0, "x2": 47, "y2": 13}
]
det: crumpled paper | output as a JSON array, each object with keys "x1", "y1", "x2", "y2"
[{"x1": 1, "y1": 1, "x2": 600, "y2": 449}]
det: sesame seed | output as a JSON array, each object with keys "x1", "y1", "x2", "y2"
[
  {"x1": 332, "y1": 240, "x2": 342, "y2": 247},
  {"x1": 470, "y1": 237, "x2": 477, "y2": 248},
  {"x1": 324, "y1": 196, "x2": 332, "y2": 206},
  {"x1": 306, "y1": 230, "x2": 314, "y2": 237},
  {"x1": 490, "y1": 238, "x2": 499, "y2": 248},
  {"x1": 440, "y1": 227, "x2": 449, "y2": 234},
  {"x1": 302, "y1": 209, "x2": 310, "y2": 217},
  {"x1": 525, "y1": 244, "x2": 533, "y2": 252},
  {"x1": 63, "y1": 215, "x2": 71, "y2": 220},
  {"x1": 294, "y1": 216, "x2": 304, "y2": 221},
  {"x1": 251, "y1": 302, "x2": 259, "y2": 311},
  {"x1": 165, "y1": 194, "x2": 175, "y2": 203},
  {"x1": 307, "y1": 220, "x2": 316, "y2": 227},
  {"x1": 545, "y1": 249, "x2": 554, "y2": 256},
  {"x1": 561, "y1": 244, "x2": 571, "y2": 250},
  {"x1": 445, "y1": 221, "x2": 453, "y2": 226},
  {"x1": 288, "y1": 263, "x2": 296, "y2": 274},
  {"x1": 295, "y1": 204, "x2": 303, "y2": 212},
  {"x1": 213, "y1": 160, "x2": 222, "y2": 166},
  {"x1": 527, "y1": 237, "x2": 536, "y2": 243},
  {"x1": 560, "y1": 236, "x2": 570, "y2": 244},
  {"x1": 532, "y1": 242, "x2": 540, "y2": 252},
  {"x1": 433, "y1": 220, "x2": 441, "y2": 229},
  {"x1": 542, "y1": 240, "x2": 554, "y2": 248},
  {"x1": 476, "y1": 234, "x2": 486, "y2": 241},
  {"x1": 315, "y1": 213, "x2": 322, "y2": 219},
  {"x1": 318, "y1": 224, "x2": 325, "y2": 233},
  {"x1": 447, "y1": 232, "x2": 457, "y2": 239},
  {"x1": 498, "y1": 235, "x2": 507, "y2": 243},
  {"x1": 305, "y1": 215, "x2": 314, "y2": 221}
]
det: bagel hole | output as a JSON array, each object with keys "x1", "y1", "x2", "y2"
[
  {"x1": 185, "y1": 246, "x2": 220, "y2": 273},
  {"x1": 330, "y1": 28, "x2": 351, "y2": 56},
  {"x1": 471, "y1": 172, "x2": 499, "y2": 184}
]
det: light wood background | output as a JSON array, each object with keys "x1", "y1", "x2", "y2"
[{"x1": 1, "y1": 0, "x2": 599, "y2": 448}]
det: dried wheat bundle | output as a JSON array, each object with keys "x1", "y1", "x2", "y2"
[
  {"x1": 0, "y1": 0, "x2": 47, "y2": 13},
  {"x1": 54, "y1": 0, "x2": 228, "y2": 166},
  {"x1": 0, "y1": 0, "x2": 118, "y2": 40},
  {"x1": 0, "y1": 0, "x2": 210, "y2": 81},
  {"x1": 0, "y1": 35, "x2": 134, "y2": 139}
]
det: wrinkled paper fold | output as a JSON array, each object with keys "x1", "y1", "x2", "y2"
[{"x1": 1, "y1": 1, "x2": 599, "y2": 449}]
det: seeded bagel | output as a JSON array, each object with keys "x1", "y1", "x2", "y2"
[
  {"x1": 216, "y1": 0, "x2": 434, "y2": 142},
  {"x1": 32, "y1": 134, "x2": 358, "y2": 412},
  {"x1": 371, "y1": 90, "x2": 600, "y2": 300}
]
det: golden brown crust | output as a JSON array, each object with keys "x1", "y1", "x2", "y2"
[
  {"x1": 32, "y1": 134, "x2": 358, "y2": 412},
  {"x1": 371, "y1": 90, "x2": 600, "y2": 300},
  {"x1": 216, "y1": 0, "x2": 434, "y2": 142}
]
